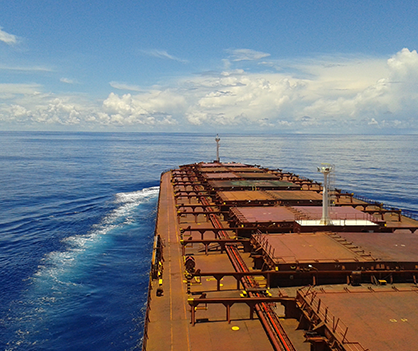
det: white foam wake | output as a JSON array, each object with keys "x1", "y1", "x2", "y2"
[
  {"x1": 6, "y1": 186, "x2": 160, "y2": 350},
  {"x1": 34, "y1": 186, "x2": 160, "y2": 283}
]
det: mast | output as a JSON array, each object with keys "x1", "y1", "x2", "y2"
[
  {"x1": 215, "y1": 134, "x2": 220, "y2": 162},
  {"x1": 318, "y1": 164, "x2": 333, "y2": 225}
]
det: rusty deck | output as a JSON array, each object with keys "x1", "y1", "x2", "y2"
[
  {"x1": 143, "y1": 162, "x2": 418, "y2": 351},
  {"x1": 143, "y1": 171, "x2": 278, "y2": 351}
]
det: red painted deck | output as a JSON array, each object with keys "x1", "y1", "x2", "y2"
[
  {"x1": 144, "y1": 162, "x2": 418, "y2": 351},
  {"x1": 298, "y1": 286, "x2": 418, "y2": 351}
]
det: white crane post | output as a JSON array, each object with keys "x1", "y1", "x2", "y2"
[
  {"x1": 215, "y1": 134, "x2": 220, "y2": 162},
  {"x1": 318, "y1": 164, "x2": 333, "y2": 225}
]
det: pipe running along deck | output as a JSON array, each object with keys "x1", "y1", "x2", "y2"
[{"x1": 143, "y1": 162, "x2": 418, "y2": 351}]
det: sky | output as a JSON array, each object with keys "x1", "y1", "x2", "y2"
[{"x1": 1, "y1": 0, "x2": 418, "y2": 133}]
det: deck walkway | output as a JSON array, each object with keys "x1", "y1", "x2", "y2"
[{"x1": 145, "y1": 171, "x2": 278, "y2": 351}]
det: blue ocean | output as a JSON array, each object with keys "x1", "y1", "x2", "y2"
[{"x1": 1, "y1": 132, "x2": 417, "y2": 350}]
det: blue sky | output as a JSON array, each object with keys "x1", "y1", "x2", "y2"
[{"x1": 1, "y1": 0, "x2": 418, "y2": 133}]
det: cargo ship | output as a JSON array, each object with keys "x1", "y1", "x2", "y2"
[{"x1": 142, "y1": 138, "x2": 418, "y2": 351}]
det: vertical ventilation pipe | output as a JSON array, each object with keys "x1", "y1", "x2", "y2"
[{"x1": 318, "y1": 164, "x2": 333, "y2": 225}]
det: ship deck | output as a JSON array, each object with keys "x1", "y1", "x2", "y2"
[
  {"x1": 297, "y1": 285, "x2": 418, "y2": 351},
  {"x1": 144, "y1": 172, "x2": 280, "y2": 351},
  {"x1": 143, "y1": 162, "x2": 418, "y2": 351}
]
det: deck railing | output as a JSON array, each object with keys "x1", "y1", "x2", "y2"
[
  {"x1": 141, "y1": 279, "x2": 153, "y2": 351},
  {"x1": 297, "y1": 287, "x2": 370, "y2": 351},
  {"x1": 353, "y1": 193, "x2": 418, "y2": 221}
]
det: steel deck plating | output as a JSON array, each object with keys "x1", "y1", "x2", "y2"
[{"x1": 143, "y1": 162, "x2": 418, "y2": 351}]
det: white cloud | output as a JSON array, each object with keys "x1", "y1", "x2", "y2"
[
  {"x1": 0, "y1": 27, "x2": 18, "y2": 45},
  {"x1": 109, "y1": 81, "x2": 142, "y2": 92},
  {"x1": 2, "y1": 48, "x2": 418, "y2": 132},
  {"x1": 0, "y1": 83, "x2": 42, "y2": 96},
  {"x1": 0, "y1": 98, "x2": 82, "y2": 126},
  {"x1": 101, "y1": 91, "x2": 184, "y2": 126},
  {"x1": 227, "y1": 49, "x2": 271, "y2": 62},
  {"x1": 0, "y1": 65, "x2": 53, "y2": 72},
  {"x1": 184, "y1": 74, "x2": 300, "y2": 126},
  {"x1": 222, "y1": 59, "x2": 231, "y2": 70},
  {"x1": 141, "y1": 49, "x2": 188, "y2": 63},
  {"x1": 387, "y1": 48, "x2": 418, "y2": 80},
  {"x1": 291, "y1": 55, "x2": 390, "y2": 95},
  {"x1": 60, "y1": 78, "x2": 77, "y2": 84}
]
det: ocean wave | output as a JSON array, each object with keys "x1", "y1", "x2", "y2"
[
  {"x1": 37, "y1": 186, "x2": 159, "y2": 281},
  {"x1": 4, "y1": 186, "x2": 159, "y2": 350}
]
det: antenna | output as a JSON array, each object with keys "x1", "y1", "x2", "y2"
[
  {"x1": 317, "y1": 164, "x2": 334, "y2": 225},
  {"x1": 215, "y1": 134, "x2": 220, "y2": 162}
]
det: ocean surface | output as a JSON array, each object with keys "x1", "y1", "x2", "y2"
[{"x1": 1, "y1": 132, "x2": 417, "y2": 350}]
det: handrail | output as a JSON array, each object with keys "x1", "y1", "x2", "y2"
[
  {"x1": 353, "y1": 194, "x2": 418, "y2": 220},
  {"x1": 298, "y1": 288, "x2": 369, "y2": 351}
]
